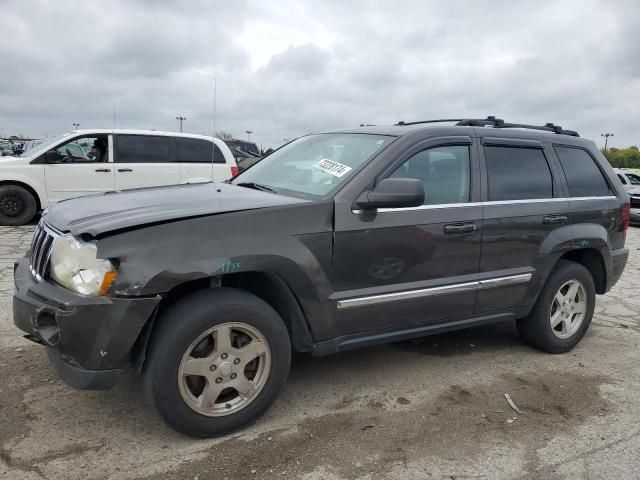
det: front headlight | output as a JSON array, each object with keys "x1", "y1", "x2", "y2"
[{"x1": 49, "y1": 234, "x2": 118, "y2": 296}]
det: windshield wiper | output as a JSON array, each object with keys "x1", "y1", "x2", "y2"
[{"x1": 236, "y1": 182, "x2": 278, "y2": 194}]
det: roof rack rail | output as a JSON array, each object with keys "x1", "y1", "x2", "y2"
[{"x1": 394, "y1": 116, "x2": 579, "y2": 137}]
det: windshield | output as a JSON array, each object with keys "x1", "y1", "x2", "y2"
[
  {"x1": 21, "y1": 132, "x2": 73, "y2": 157},
  {"x1": 626, "y1": 173, "x2": 640, "y2": 186},
  {"x1": 232, "y1": 133, "x2": 394, "y2": 198}
]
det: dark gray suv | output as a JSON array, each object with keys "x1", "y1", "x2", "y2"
[{"x1": 13, "y1": 117, "x2": 630, "y2": 437}]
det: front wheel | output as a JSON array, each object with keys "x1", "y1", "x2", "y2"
[
  {"x1": 0, "y1": 184, "x2": 37, "y2": 226},
  {"x1": 517, "y1": 260, "x2": 596, "y2": 353},
  {"x1": 143, "y1": 288, "x2": 291, "y2": 437}
]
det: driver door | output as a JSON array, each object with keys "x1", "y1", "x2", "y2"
[{"x1": 44, "y1": 135, "x2": 115, "y2": 203}]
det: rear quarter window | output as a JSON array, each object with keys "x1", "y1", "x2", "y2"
[
  {"x1": 555, "y1": 146, "x2": 613, "y2": 197},
  {"x1": 176, "y1": 138, "x2": 225, "y2": 163}
]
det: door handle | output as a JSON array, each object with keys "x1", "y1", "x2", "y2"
[
  {"x1": 117, "y1": 168, "x2": 133, "y2": 172},
  {"x1": 94, "y1": 168, "x2": 111, "y2": 173},
  {"x1": 444, "y1": 223, "x2": 477, "y2": 234},
  {"x1": 543, "y1": 215, "x2": 568, "y2": 225}
]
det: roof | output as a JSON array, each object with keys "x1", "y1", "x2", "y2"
[{"x1": 65, "y1": 129, "x2": 225, "y2": 143}]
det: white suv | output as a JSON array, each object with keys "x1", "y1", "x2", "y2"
[
  {"x1": 0, "y1": 129, "x2": 238, "y2": 225},
  {"x1": 613, "y1": 168, "x2": 640, "y2": 190}
]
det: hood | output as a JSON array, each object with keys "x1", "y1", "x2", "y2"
[{"x1": 43, "y1": 182, "x2": 310, "y2": 237}]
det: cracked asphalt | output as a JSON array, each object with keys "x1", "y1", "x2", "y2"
[{"x1": 1, "y1": 225, "x2": 639, "y2": 480}]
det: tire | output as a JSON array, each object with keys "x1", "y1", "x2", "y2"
[
  {"x1": 0, "y1": 184, "x2": 37, "y2": 226},
  {"x1": 143, "y1": 287, "x2": 291, "y2": 437},
  {"x1": 517, "y1": 260, "x2": 596, "y2": 353}
]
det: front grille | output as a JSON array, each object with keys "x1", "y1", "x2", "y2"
[
  {"x1": 29, "y1": 222, "x2": 58, "y2": 281},
  {"x1": 630, "y1": 196, "x2": 640, "y2": 208}
]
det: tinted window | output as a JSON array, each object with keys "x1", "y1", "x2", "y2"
[
  {"x1": 390, "y1": 145, "x2": 470, "y2": 205},
  {"x1": 555, "y1": 147, "x2": 612, "y2": 197},
  {"x1": 176, "y1": 138, "x2": 225, "y2": 163},
  {"x1": 485, "y1": 146, "x2": 553, "y2": 201},
  {"x1": 617, "y1": 174, "x2": 628, "y2": 185},
  {"x1": 116, "y1": 135, "x2": 171, "y2": 163}
]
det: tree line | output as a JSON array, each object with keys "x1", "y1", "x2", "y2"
[{"x1": 601, "y1": 146, "x2": 640, "y2": 168}]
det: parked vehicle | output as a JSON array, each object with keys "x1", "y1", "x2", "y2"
[
  {"x1": 0, "y1": 142, "x2": 14, "y2": 156},
  {"x1": 223, "y1": 139, "x2": 262, "y2": 171},
  {"x1": 13, "y1": 117, "x2": 629, "y2": 437},
  {"x1": 0, "y1": 129, "x2": 238, "y2": 225},
  {"x1": 613, "y1": 168, "x2": 640, "y2": 190}
]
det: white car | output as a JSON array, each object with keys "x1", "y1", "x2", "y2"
[
  {"x1": 613, "y1": 168, "x2": 640, "y2": 190},
  {"x1": 0, "y1": 129, "x2": 238, "y2": 225}
]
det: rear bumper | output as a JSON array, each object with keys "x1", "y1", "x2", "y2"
[
  {"x1": 12, "y1": 255, "x2": 161, "y2": 389},
  {"x1": 607, "y1": 247, "x2": 629, "y2": 292}
]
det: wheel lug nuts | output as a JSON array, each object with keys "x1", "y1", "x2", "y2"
[
  {"x1": 230, "y1": 373, "x2": 237, "y2": 379},
  {"x1": 233, "y1": 358, "x2": 240, "y2": 365},
  {"x1": 215, "y1": 377, "x2": 222, "y2": 383},
  {"x1": 209, "y1": 365, "x2": 217, "y2": 371},
  {"x1": 221, "y1": 353, "x2": 228, "y2": 359}
]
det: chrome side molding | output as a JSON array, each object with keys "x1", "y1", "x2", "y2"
[{"x1": 336, "y1": 273, "x2": 532, "y2": 309}]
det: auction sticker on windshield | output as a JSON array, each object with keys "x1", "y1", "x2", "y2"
[{"x1": 312, "y1": 158, "x2": 353, "y2": 178}]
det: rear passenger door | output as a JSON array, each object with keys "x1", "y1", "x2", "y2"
[
  {"x1": 176, "y1": 137, "x2": 229, "y2": 183},
  {"x1": 114, "y1": 135, "x2": 180, "y2": 190},
  {"x1": 475, "y1": 137, "x2": 570, "y2": 313}
]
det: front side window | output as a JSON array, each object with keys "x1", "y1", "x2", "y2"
[
  {"x1": 116, "y1": 135, "x2": 171, "y2": 163},
  {"x1": 176, "y1": 138, "x2": 225, "y2": 163},
  {"x1": 389, "y1": 145, "x2": 470, "y2": 205},
  {"x1": 555, "y1": 146, "x2": 613, "y2": 197},
  {"x1": 485, "y1": 146, "x2": 553, "y2": 201},
  {"x1": 232, "y1": 133, "x2": 394, "y2": 198},
  {"x1": 48, "y1": 136, "x2": 108, "y2": 163},
  {"x1": 626, "y1": 173, "x2": 640, "y2": 186}
]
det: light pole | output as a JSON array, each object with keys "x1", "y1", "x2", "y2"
[
  {"x1": 176, "y1": 116, "x2": 187, "y2": 132},
  {"x1": 601, "y1": 133, "x2": 614, "y2": 152},
  {"x1": 245, "y1": 130, "x2": 253, "y2": 141},
  {"x1": 72, "y1": 123, "x2": 80, "y2": 130}
]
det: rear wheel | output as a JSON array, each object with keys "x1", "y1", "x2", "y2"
[
  {"x1": 143, "y1": 288, "x2": 291, "y2": 437},
  {"x1": 517, "y1": 260, "x2": 596, "y2": 353},
  {"x1": 0, "y1": 185, "x2": 37, "y2": 226}
]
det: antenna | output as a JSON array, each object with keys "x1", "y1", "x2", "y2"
[{"x1": 211, "y1": 77, "x2": 217, "y2": 181}]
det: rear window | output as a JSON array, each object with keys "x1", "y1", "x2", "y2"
[
  {"x1": 116, "y1": 135, "x2": 171, "y2": 163},
  {"x1": 555, "y1": 147, "x2": 613, "y2": 197},
  {"x1": 485, "y1": 146, "x2": 553, "y2": 201},
  {"x1": 176, "y1": 138, "x2": 225, "y2": 163}
]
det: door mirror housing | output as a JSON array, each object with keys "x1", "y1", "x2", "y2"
[
  {"x1": 43, "y1": 150, "x2": 64, "y2": 164},
  {"x1": 356, "y1": 178, "x2": 425, "y2": 210}
]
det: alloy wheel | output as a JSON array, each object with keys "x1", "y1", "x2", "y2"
[{"x1": 177, "y1": 322, "x2": 271, "y2": 417}]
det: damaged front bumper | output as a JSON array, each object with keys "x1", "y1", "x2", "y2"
[{"x1": 13, "y1": 255, "x2": 161, "y2": 390}]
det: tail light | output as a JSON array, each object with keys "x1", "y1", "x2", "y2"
[
  {"x1": 230, "y1": 166, "x2": 239, "y2": 177},
  {"x1": 621, "y1": 203, "x2": 630, "y2": 232}
]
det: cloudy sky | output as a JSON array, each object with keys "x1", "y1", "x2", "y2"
[{"x1": 1, "y1": 0, "x2": 639, "y2": 149}]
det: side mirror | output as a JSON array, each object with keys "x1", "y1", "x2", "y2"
[
  {"x1": 43, "y1": 150, "x2": 63, "y2": 164},
  {"x1": 356, "y1": 178, "x2": 425, "y2": 210}
]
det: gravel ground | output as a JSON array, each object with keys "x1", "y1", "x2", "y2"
[{"x1": 1, "y1": 225, "x2": 639, "y2": 480}]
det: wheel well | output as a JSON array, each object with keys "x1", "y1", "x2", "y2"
[
  {"x1": 130, "y1": 272, "x2": 314, "y2": 370},
  {"x1": 559, "y1": 249, "x2": 606, "y2": 294},
  {"x1": 0, "y1": 180, "x2": 42, "y2": 211}
]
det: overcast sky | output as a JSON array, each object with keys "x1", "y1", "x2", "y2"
[{"x1": 1, "y1": 0, "x2": 638, "y2": 149}]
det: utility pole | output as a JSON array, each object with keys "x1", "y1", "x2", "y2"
[
  {"x1": 176, "y1": 116, "x2": 187, "y2": 132},
  {"x1": 72, "y1": 123, "x2": 80, "y2": 130},
  {"x1": 601, "y1": 133, "x2": 614, "y2": 152}
]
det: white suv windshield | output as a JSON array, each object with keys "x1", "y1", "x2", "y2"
[{"x1": 232, "y1": 133, "x2": 393, "y2": 198}]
